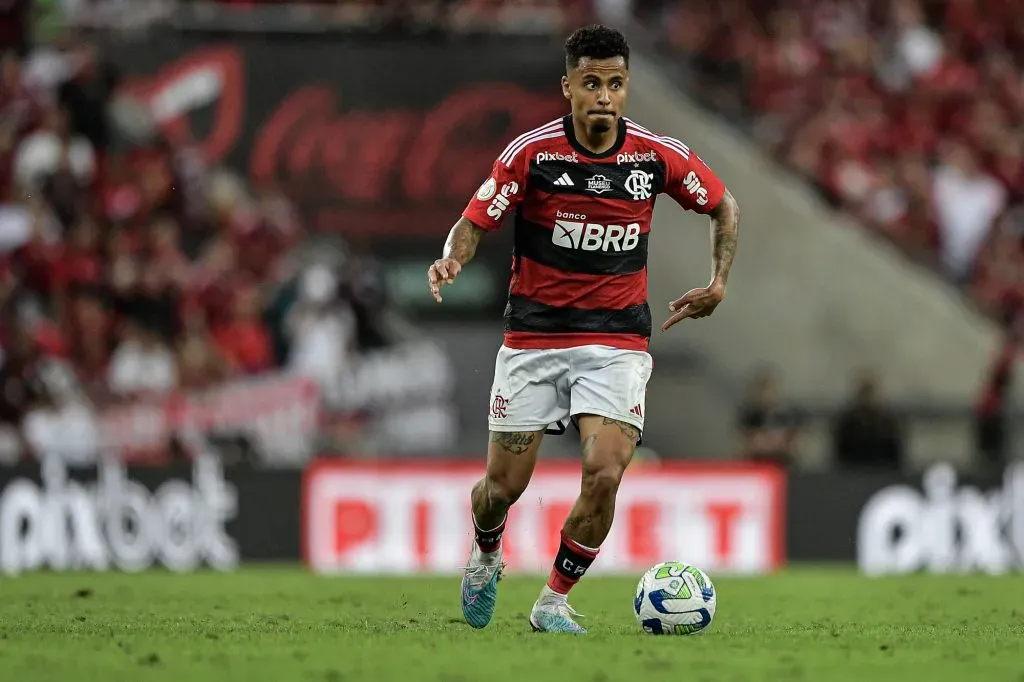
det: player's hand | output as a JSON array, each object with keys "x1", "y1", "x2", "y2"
[
  {"x1": 427, "y1": 258, "x2": 462, "y2": 303},
  {"x1": 662, "y1": 280, "x2": 726, "y2": 331}
]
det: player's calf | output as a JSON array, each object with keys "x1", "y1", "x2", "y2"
[
  {"x1": 531, "y1": 416, "x2": 637, "y2": 633},
  {"x1": 544, "y1": 448, "x2": 630, "y2": 596},
  {"x1": 469, "y1": 470, "x2": 524, "y2": 535},
  {"x1": 565, "y1": 456, "x2": 628, "y2": 547},
  {"x1": 470, "y1": 430, "x2": 542, "y2": 541},
  {"x1": 462, "y1": 430, "x2": 543, "y2": 629}
]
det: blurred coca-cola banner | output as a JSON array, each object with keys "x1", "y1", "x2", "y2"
[
  {"x1": 99, "y1": 31, "x2": 565, "y2": 240},
  {"x1": 302, "y1": 460, "x2": 786, "y2": 575}
]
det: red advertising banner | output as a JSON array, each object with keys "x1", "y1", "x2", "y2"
[{"x1": 302, "y1": 460, "x2": 785, "y2": 575}]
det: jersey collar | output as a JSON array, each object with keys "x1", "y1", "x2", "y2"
[{"x1": 562, "y1": 114, "x2": 628, "y2": 159}]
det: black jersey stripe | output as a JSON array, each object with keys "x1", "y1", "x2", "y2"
[
  {"x1": 527, "y1": 159, "x2": 668, "y2": 201},
  {"x1": 504, "y1": 295, "x2": 652, "y2": 337}
]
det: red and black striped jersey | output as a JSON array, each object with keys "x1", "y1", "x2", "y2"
[{"x1": 462, "y1": 114, "x2": 726, "y2": 352}]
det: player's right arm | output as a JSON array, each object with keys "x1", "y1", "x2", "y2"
[
  {"x1": 428, "y1": 218, "x2": 484, "y2": 302},
  {"x1": 428, "y1": 148, "x2": 529, "y2": 303}
]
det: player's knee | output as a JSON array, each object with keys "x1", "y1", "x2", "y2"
[
  {"x1": 580, "y1": 432, "x2": 633, "y2": 500},
  {"x1": 580, "y1": 462, "x2": 626, "y2": 502},
  {"x1": 484, "y1": 470, "x2": 529, "y2": 507}
]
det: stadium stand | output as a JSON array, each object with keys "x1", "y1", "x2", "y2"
[
  {"x1": 0, "y1": 16, "x2": 413, "y2": 463},
  {"x1": 1, "y1": 0, "x2": 1016, "y2": 468},
  {"x1": 0, "y1": 0, "x2": 581, "y2": 465},
  {"x1": 640, "y1": 0, "x2": 1024, "y2": 323}
]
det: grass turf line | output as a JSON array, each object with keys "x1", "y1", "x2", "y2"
[{"x1": 1, "y1": 566, "x2": 1023, "y2": 682}]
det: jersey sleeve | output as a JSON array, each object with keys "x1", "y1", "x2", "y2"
[
  {"x1": 662, "y1": 144, "x2": 726, "y2": 215},
  {"x1": 461, "y1": 150, "x2": 529, "y2": 232}
]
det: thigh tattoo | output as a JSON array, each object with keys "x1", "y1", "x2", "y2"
[
  {"x1": 490, "y1": 431, "x2": 537, "y2": 456},
  {"x1": 602, "y1": 417, "x2": 640, "y2": 445}
]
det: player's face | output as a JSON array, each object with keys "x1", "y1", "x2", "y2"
[{"x1": 562, "y1": 56, "x2": 628, "y2": 134}]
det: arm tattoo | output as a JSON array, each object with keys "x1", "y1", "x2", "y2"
[
  {"x1": 490, "y1": 431, "x2": 537, "y2": 456},
  {"x1": 443, "y1": 217, "x2": 486, "y2": 266},
  {"x1": 709, "y1": 189, "x2": 740, "y2": 284},
  {"x1": 601, "y1": 417, "x2": 640, "y2": 445}
]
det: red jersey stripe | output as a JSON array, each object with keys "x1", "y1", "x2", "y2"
[
  {"x1": 503, "y1": 331, "x2": 650, "y2": 352},
  {"x1": 511, "y1": 257, "x2": 647, "y2": 310}
]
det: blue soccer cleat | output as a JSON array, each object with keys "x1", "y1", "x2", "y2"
[
  {"x1": 529, "y1": 591, "x2": 587, "y2": 634},
  {"x1": 460, "y1": 543, "x2": 504, "y2": 629}
]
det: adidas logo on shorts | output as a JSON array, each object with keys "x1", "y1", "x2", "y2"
[{"x1": 553, "y1": 173, "x2": 574, "y2": 187}]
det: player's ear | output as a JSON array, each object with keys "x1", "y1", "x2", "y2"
[{"x1": 561, "y1": 75, "x2": 571, "y2": 101}]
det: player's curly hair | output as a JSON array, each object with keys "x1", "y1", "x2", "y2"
[{"x1": 564, "y1": 24, "x2": 630, "y2": 70}]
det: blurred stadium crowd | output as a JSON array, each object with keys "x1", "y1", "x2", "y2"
[
  {"x1": 643, "y1": 0, "x2": 1024, "y2": 322},
  {"x1": 0, "y1": 3, "x2": 403, "y2": 464},
  {"x1": 635, "y1": 0, "x2": 1024, "y2": 469},
  {"x1": 0, "y1": 0, "x2": 1019, "y2": 469},
  {"x1": 4, "y1": 0, "x2": 599, "y2": 35}
]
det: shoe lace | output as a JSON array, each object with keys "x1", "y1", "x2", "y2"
[
  {"x1": 560, "y1": 601, "x2": 585, "y2": 620},
  {"x1": 540, "y1": 595, "x2": 584, "y2": 620},
  {"x1": 462, "y1": 561, "x2": 506, "y2": 589}
]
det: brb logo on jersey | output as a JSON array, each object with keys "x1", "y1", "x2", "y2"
[
  {"x1": 552, "y1": 216, "x2": 641, "y2": 253},
  {"x1": 485, "y1": 181, "x2": 520, "y2": 220},
  {"x1": 625, "y1": 170, "x2": 654, "y2": 201},
  {"x1": 683, "y1": 171, "x2": 708, "y2": 206}
]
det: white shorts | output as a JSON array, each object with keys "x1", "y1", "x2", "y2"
[{"x1": 487, "y1": 344, "x2": 653, "y2": 434}]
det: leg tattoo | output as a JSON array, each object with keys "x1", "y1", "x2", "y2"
[
  {"x1": 601, "y1": 417, "x2": 640, "y2": 446},
  {"x1": 489, "y1": 431, "x2": 536, "y2": 456}
]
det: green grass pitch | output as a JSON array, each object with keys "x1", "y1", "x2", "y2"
[{"x1": 1, "y1": 566, "x2": 1023, "y2": 681}]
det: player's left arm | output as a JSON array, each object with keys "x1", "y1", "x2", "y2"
[
  {"x1": 708, "y1": 188, "x2": 740, "y2": 287},
  {"x1": 661, "y1": 149, "x2": 740, "y2": 331}
]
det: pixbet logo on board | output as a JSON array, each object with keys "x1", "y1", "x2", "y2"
[
  {"x1": 858, "y1": 463, "x2": 1024, "y2": 575},
  {"x1": 0, "y1": 457, "x2": 238, "y2": 575},
  {"x1": 302, "y1": 461, "x2": 783, "y2": 575}
]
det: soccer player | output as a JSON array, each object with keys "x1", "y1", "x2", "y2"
[{"x1": 427, "y1": 24, "x2": 740, "y2": 634}]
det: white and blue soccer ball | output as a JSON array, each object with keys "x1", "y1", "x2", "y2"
[{"x1": 633, "y1": 562, "x2": 717, "y2": 635}]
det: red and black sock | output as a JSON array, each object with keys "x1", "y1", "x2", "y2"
[
  {"x1": 547, "y1": 532, "x2": 599, "y2": 594},
  {"x1": 473, "y1": 515, "x2": 506, "y2": 553}
]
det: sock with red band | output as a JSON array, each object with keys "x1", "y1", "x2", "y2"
[
  {"x1": 547, "y1": 532, "x2": 599, "y2": 595},
  {"x1": 473, "y1": 515, "x2": 506, "y2": 553}
]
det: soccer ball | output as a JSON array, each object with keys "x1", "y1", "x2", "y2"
[{"x1": 633, "y1": 562, "x2": 717, "y2": 635}]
